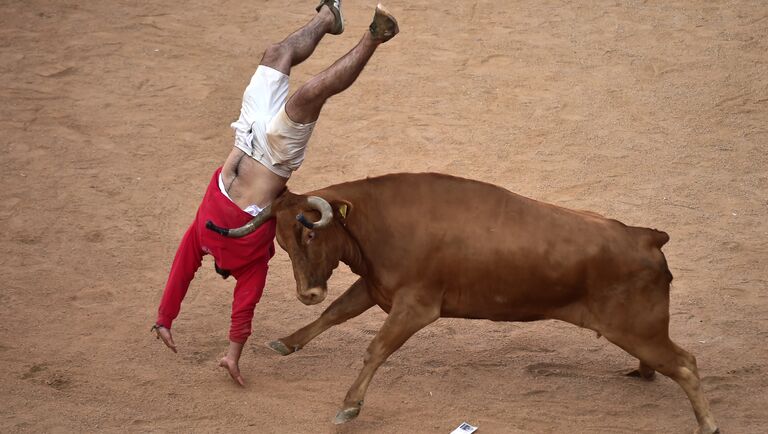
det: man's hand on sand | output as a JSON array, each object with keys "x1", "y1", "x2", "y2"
[
  {"x1": 219, "y1": 341, "x2": 246, "y2": 386},
  {"x1": 219, "y1": 356, "x2": 245, "y2": 387},
  {"x1": 152, "y1": 324, "x2": 177, "y2": 353}
]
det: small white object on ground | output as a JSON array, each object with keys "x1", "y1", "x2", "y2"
[{"x1": 450, "y1": 422, "x2": 478, "y2": 434}]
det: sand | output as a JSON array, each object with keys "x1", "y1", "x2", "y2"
[{"x1": 1, "y1": 0, "x2": 767, "y2": 432}]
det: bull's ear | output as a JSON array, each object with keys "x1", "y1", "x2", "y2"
[{"x1": 331, "y1": 200, "x2": 353, "y2": 220}]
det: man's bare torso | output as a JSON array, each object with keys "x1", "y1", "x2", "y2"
[{"x1": 221, "y1": 147, "x2": 288, "y2": 210}]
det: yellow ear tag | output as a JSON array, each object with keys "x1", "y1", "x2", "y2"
[{"x1": 339, "y1": 204, "x2": 348, "y2": 219}]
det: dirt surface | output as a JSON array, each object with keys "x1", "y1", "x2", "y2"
[{"x1": 1, "y1": 0, "x2": 767, "y2": 432}]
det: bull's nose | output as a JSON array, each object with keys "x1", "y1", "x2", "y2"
[{"x1": 297, "y1": 287, "x2": 326, "y2": 305}]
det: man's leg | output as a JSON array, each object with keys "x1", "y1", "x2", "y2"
[
  {"x1": 221, "y1": 3, "x2": 343, "y2": 202},
  {"x1": 260, "y1": 4, "x2": 339, "y2": 76},
  {"x1": 286, "y1": 5, "x2": 399, "y2": 124}
]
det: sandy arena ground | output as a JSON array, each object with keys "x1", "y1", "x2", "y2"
[{"x1": 1, "y1": 0, "x2": 767, "y2": 432}]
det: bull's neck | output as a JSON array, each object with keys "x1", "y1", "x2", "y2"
[{"x1": 339, "y1": 223, "x2": 369, "y2": 276}]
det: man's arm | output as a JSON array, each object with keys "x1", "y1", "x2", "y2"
[
  {"x1": 228, "y1": 263, "x2": 269, "y2": 344},
  {"x1": 217, "y1": 262, "x2": 269, "y2": 386},
  {"x1": 154, "y1": 223, "x2": 205, "y2": 352}
]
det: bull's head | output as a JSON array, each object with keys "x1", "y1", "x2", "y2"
[{"x1": 206, "y1": 192, "x2": 349, "y2": 306}]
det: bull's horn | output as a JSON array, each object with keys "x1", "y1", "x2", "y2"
[
  {"x1": 206, "y1": 205, "x2": 273, "y2": 238},
  {"x1": 296, "y1": 196, "x2": 333, "y2": 229}
]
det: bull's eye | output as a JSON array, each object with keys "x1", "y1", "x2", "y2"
[{"x1": 307, "y1": 231, "x2": 316, "y2": 242}]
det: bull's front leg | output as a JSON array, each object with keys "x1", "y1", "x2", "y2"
[
  {"x1": 268, "y1": 278, "x2": 374, "y2": 356},
  {"x1": 334, "y1": 291, "x2": 440, "y2": 424}
]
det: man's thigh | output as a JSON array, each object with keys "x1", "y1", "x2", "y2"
[{"x1": 240, "y1": 66, "x2": 290, "y2": 122}]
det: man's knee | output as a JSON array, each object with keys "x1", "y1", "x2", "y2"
[
  {"x1": 286, "y1": 88, "x2": 324, "y2": 124},
  {"x1": 291, "y1": 82, "x2": 323, "y2": 107},
  {"x1": 260, "y1": 43, "x2": 291, "y2": 74},
  {"x1": 262, "y1": 43, "x2": 284, "y2": 62}
]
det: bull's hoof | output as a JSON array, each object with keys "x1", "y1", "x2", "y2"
[
  {"x1": 333, "y1": 406, "x2": 361, "y2": 424},
  {"x1": 696, "y1": 427, "x2": 721, "y2": 434},
  {"x1": 267, "y1": 340, "x2": 294, "y2": 356}
]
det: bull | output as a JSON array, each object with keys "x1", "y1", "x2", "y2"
[{"x1": 206, "y1": 173, "x2": 719, "y2": 433}]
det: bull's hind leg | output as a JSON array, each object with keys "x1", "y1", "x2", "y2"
[
  {"x1": 554, "y1": 304, "x2": 658, "y2": 381},
  {"x1": 268, "y1": 278, "x2": 374, "y2": 355},
  {"x1": 334, "y1": 291, "x2": 440, "y2": 424},
  {"x1": 606, "y1": 333, "x2": 719, "y2": 434}
]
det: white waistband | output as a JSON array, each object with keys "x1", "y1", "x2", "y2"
[{"x1": 218, "y1": 172, "x2": 263, "y2": 217}]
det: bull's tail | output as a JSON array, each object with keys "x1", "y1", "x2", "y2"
[
  {"x1": 631, "y1": 226, "x2": 673, "y2": 284},
  {"x1": 649, "y1": 228, "x2": 670, "y2": 249},
  {"x1": 631, "y1": 227, "x2": 670, "y2": 249}
]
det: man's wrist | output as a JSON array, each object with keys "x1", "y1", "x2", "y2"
[
  {"x1": 155, "y1": 313, "x2": 174, "y2": 329},
  {"x1": 151, "y1": 323, "x2": 170, "y2": 332}
]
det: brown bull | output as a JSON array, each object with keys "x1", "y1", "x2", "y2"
[{"x1": 207, "y1": 173, "x2": 719, "y2": 433}]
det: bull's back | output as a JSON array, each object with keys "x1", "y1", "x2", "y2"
[{"x1": 321, "y1": 173, "x2": 670, "y2": 320}]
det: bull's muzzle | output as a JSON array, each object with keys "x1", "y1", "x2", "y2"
[{"x1": 297, "y1": 287, "x2": 327, "y2": 305}]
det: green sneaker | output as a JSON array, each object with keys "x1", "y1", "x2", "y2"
[
  {"x1": 316, "y1": 0, "x2": 344, "y2": 35},
  {"x1": 369, "y1": 3, "x2": 399, "y2": 42}
]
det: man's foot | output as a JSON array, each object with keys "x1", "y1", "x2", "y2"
[
  {"x1": 369, "y1": 3, "x2": 399, "y2": 43},
  {"x1": 316, "y1": 0, "x2": 344, "y2": 35},
  {"x1": 219, "y1": 356, "x2": 245, "y2": 387}
]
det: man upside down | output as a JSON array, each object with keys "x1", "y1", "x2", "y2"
[{"x1": 152, "y1": 1, "x2": 399, "y2": 386}]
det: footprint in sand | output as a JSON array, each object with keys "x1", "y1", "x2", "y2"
[
  {"x1": 34, "y1": 65, "x2": 77, "y2": 79},
  {"x1": 21, "y1": 364, "x2": 72, "y2": 390},
  {"x1": 84, "y1": 231, "x2": 104, "y2": 243},
  {"x1": 44, "y1": 373, "x2": 71, "y2": 390},
  {"x1": 20, "y1": 363, "x2": 48, "y2": 380}
]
